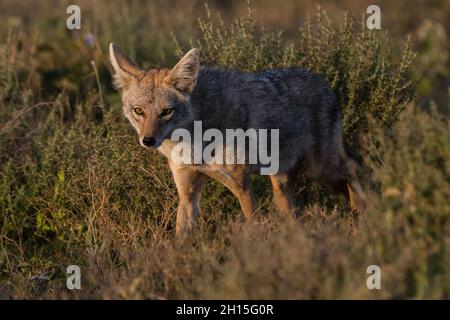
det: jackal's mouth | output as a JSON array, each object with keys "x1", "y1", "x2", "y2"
[{"x1": 139, "y1": 137, "x2": 163, "y2": 150}]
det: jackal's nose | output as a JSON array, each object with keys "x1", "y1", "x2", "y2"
[{"x1": 142, "y1": 136, "x2": 156, "y2": 147}]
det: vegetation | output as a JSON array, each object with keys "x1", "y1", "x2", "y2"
[
  {"x1": 0, "y1": 0, "x2": 449, "y2": 299},
  {"x1": 198, "y1": 7, "x2": 416, "y2": 146}
]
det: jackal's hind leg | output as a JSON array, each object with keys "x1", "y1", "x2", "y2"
[
  {"x1": 341, "y1": 158, "x2": 367, "y2": 213},
  {"x1": 270, "y1": 173, "x2": 298, "y2": 218},
  {"x1": 346, "y1": 176, "x2": 367, "y2": 213}
]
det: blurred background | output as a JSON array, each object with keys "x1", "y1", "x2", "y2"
[{"x1": 0, "y1": 0, "x2": 448, "y2": 107}]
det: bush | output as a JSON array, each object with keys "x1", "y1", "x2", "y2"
[
  {"x1": 366, "y1": 104, "x2": 450, "y2": 298},
  {"x1": 197, "y1": 6, "x2": 416, "y2": 148}
]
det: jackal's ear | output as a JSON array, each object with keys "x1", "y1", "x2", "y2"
[
  {"x1": 109, "y1": 43, "x2": 144, "y2": 89},
  {"x1": 165, "y1": 48, "x2": 200, "y2": 95}
]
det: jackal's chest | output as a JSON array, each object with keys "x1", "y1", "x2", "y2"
[
  {"x1": 157, "y1": 139, "x2": 180, "y2": 159},
  {"x1": 156, "y1": 139, "x2": 251, "y2": 188},
  {"x1": 157, "y1": 139, "x2": 229, "y2": 166}
]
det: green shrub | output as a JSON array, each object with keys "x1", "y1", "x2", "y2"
[
  {"x1": 197, "y1": 6, "x2": 416, "y2": 148},
  {"x1": 366, "y1": 104, "x2": 450, "y2": 298}
]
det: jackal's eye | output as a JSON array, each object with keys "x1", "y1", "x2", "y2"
[
  {"x1": 133, "y1": 107, "x2": 144, "y2": 115},
  {"x1": 160, "y1": 107, "x2": 174, "y2": 117}
]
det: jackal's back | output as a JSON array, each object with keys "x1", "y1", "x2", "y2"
[{"x1": 191, "y1": 66, "x2": 343, "y2": 175}]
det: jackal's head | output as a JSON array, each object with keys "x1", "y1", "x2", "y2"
[{"x1": 109, "y1": 43, "x2": 199, "y2": 149}]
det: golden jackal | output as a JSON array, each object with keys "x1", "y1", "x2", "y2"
[{"x1": 109, "y1": 43, "x2": 366, "y2": 236}]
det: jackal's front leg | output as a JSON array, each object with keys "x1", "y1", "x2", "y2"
[
  {"x1": 170, "y1": 164, "x2": 208, "y2": 236},
  {"x1": 219, "y1": 168, "x2": 258, "y2": 221}
]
